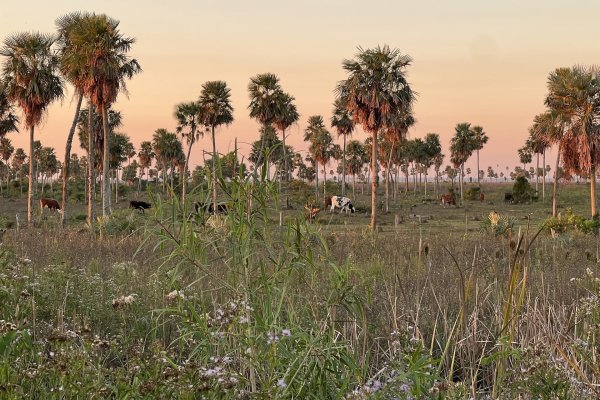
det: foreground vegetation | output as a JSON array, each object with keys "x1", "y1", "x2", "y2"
[{"x1": 0, "y1": 177, "x2": 598, "y2": 399}]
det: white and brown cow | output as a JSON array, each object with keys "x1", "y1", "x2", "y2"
[
  {"x1": 40, "y1": 198, "x2": 61, "y2": 212},
  {"x1": 325, "y1": 196, "x2": 355, "y2": 214},
  {"x1": 440, "y1": 194, "x2": 456, "y2": 208}
]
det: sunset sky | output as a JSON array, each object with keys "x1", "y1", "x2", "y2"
[{"x1": 2, "y1": 0, "x2": 599, "y2": 175}]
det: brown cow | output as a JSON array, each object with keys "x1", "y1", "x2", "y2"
[
  {"x1": 440, "y1": 194, "x2": 456, "y2": 208},
  {"x1": 40, "y1": 198, "x2": 61, "y2": 212}
]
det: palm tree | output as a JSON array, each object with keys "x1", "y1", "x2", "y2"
[
  {"x1": 383, "y1": 111, "x2": 414, "y2": 211},
  {"x1": 70, "y1": 13, "x2": 141, "y2": 217},
  {"x1": 56, "y1": 12, "x2": 94, "y2": 226},
  {"x1": 337, "y1": 45, "x2": 415, "y2": 229},
  {"x1": 11, "y1": 148, "x2": 26, "y2": 193},
  {"x1": 174, "y1": 101, "x2": 202, "y2": 205},
  {"x1": 304, "y1": 116, "x2": 333, "y2": 199},
  {"x1": 530, "y1": 111, "x2": 559, "y2": 209},
  {"x1": 138, "y1": 141, "x2": 154, "y2": 194},
  {"x1": 1, "y1": 32, "x2": 64, "y2": 226},
  {"x1": 346, "y1": 140, "x2": 367, "y2": 199},
  {"x1": 273, "y1": 92, "x2": 299, "y2": 208},
  {"x1": 450, "y1": 122, "x2": 476, "y2": 202},
  {"x1": 546, "y1": 66, "x2": 600, "y2": 216},
  {"x1": 0, "y1": 84, "x2": 19, "y2": 138},
  {"x1": 248, "y1": 73, "x2": 282, "y2": 178},
  {"x1": 0, "y1": 137, "x2": 14, "y2": 192},
  {"x1": 152, "y1": 129, "x2": 182, "y2": 193},
  {"x1": 471, "y1": 125, "x2": 488, "y2": 187},
  {"x1": 331, "y1": 98, "x2": 355, "y2": 197},
  {"x1": 198, "y1": 81, "x2": 234, "y2": 214}
]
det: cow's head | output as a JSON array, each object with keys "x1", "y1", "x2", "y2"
[{"x1": 349, "y1": 203, "x2": 355, "y2": 213}]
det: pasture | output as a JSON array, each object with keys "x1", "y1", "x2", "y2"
[{"x1": 0, "y1": 180, "x2": 599, "y2": 398}]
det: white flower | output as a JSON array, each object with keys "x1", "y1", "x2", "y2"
[
  {"x1": 281, "y1": 329, "x2": 291, "y2": 337},
  {"x1": 166, "y1": 290, "x2": 185, "y2": 301},
  {"x1": 277, "y1": 379, "x2": 287, "y2": 388}
]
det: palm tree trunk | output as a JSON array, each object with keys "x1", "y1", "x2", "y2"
[
  {"x1": 27, "y1": 126, "x2": 35, "y2": 227},
  {"x1": 61, "y1": 94, "x2": 83, "y2": 227},
  {"x1": 323, "y1": 165, "x2": 327, "y2": 198},
  {"x1": 553, "y1": 145, "x2": 561, "y2": 217},
  {"x1": 282, "y1": 128, "x2": 290, "y2": 208},
  {"x1": 371, "y1": 131, "x2": 377, "y2": 230},
  {"x1": 87, "y1": 105, "x2": 95, "y2": 227},
  {"x1": 385, "y1": 141, "x2": 395, "y2": 213},
  {"x1": 315, "y1": 166, "x2": 319, "y2": 201},
  {"x1": 342, "y1": 135, "x2": 347, "y2": 197},
  {"x1": 352, "y1": 173, "x2": 356, "y2": 198},
  {"x1": 182, "y1": 133, "x2": 195, "y2": 207},
  {"x1": 424, "y1": 171, "x2": 428, "y2": 197},
  {"x1": 591, "y1": 165, "x2": 597, "y2": 217},
  {"x1": 460, "y1": 163, "x2": 464, "y2": 201},
  {"x1": 542, "y1": 150, "x2": 546, "y2": 202},
  {"x1": 476, "y1": 148, "x2": 480, "y2": 186},
  {"x1": 535, "y1": 153, "x2": 539, "y2": 195},
  {"x1": 115, "y1": 168, "x2": 119, "y2": 204},
  {"x1": 211, "y1": 125, "x2": 217, "y2": 215},
  {"x1": 101, "y1": 104, "x2": 111, "y2": 217}
]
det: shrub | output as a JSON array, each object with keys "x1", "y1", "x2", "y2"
[
  {"x1": 543, "y1": 208, "x2": 600, "y2": 235},
  {"x1": 512, "y1": 176, "x2": 535, "y2": 203},
  {"x1": 464, "y1": 186, "x2": 481, "y2": 201}
]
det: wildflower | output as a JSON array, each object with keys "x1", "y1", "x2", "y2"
[
  {"x1": 400, "y1": 383, "x2": 410, "y2": 392},
  {"x1": 239, "y1": 316, "x2": 250, "y2": 324},
  {"x1": 277, "y1": 379, "x2": 287, "y2": 389},
  {"x1": 166, "y1": 290, "x2": 185, "y2": 301},
  {"x1": 112, "y1": 294, "x2": 137, "y2": 308},
  {"x1": 267, "y1": 332, "x2": 279, "y2": 344},
  {"x1": 281, "y1": 329, "x2": 291, "y2": 337}
]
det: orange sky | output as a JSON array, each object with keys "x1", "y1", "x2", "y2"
[{"x1": 2, "y1": 0, "x2": 599, "y2": 175}]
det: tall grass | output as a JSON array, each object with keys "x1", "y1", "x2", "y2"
[{"x1": 0, "y1": 169, "x2": 598, "y2": 397}]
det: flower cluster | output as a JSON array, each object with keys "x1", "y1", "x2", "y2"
[{"x1": 112, "y1": 294, "x2": 137, "y2": 308}]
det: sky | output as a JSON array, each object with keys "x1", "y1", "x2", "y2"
[{"x1": 2, "y1": 0, "x2": 600, "y2": 175}]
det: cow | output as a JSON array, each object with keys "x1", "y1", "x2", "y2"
[
  {"x1": 40, "y1": 198, "x2": 61, "y2": 212},
  {"x1": 304, "y1": 203, "x2": 320, "y2": 223},
  {"x1": 194, "y1": 201, "x2": 228, "y2": 214},
  {"x1": 504, "y1": 192, "x2": 514, "y2": 204},
  {"x1": 325, "y1": 196, "x2": 355, "y2": 214},
  {"x1": 440, "y1": 194, "x2": 456, "y2": 208},
  {"x1": 130, "y1": 200, "x2": 152, "y2": 212},
  {"x1": 479, "y1": 192, "x2": 485, "y2": 202}
]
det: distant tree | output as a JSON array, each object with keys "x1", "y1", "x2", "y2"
[
  {"x1": 0, "y1": 84, "x2": 19, "y2": 137},
  {"x1": 137, "y1": 140, "x2": 154, "y2": 193},
  {"x1": 174, "y1": 101, "x2": 202, "y2": 205},
  {"x1": 11, "y1": 148, "x2": 26, "y2": 192},
  {"x1": 274, "y1": 91, "x2": 299, "y2": 207},
  {"x1": 198, "y1": 81, "x2": 234, "y2": 214},
  {"x1": 331, "y1": 97, "x2": 355, "y2": 197},
  {"x1": 0, "y1": 137, "x2": 14, "y2": 192},
  {"x1": 450, "y1": 122, "x2": 476, "y2": 201},
  {"x1": 1, "y1": 32, "x2": 64, "y2": 225},
  {"x1": 304, "y1": 115, "x2": 333, "y2": 199},
  {"x1": 346, "y1": 139, "x2": 367, "y2": 198},
  {"x1": 152, "y1": 129, "x2": 182, "y2": 192},
  {"x1": 471, "y1": 125, "x2": 488, "y2": 186}
]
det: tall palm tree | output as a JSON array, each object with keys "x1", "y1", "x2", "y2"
[
  {"x1": 70, "y1": 13, "x2": 141, "y2": 217},
  {"x1": 383, "y1": 111, "x2": 414, "y2": 211},
  {"x1": 152, "y1": 129, "x2": 181, "y2": 193},
  {"x1": 530, "y1": 111, "x2": 559, "y2": 209},
  {"x1": 336, "y1": 45, "x2": 415, "y2": 229},
  {"x1": 450, "y1": 122, "x2": 476, "y2": 201},
  {"x1": 471, "y1": 125, "x2": 488, "y2": 187},
  {"x1": 198, "y1": 81, "x2": 234, "y2": 214},
  {"x1": 331, "y1": 98, "x2": 355, "y2": 197},
  {"x1": 56, "y1": 12, "x2": 92, "y2": 226},
  {"x1": 174, "y1": 101, "x2": 202, "y2": 205},
  {"x1": 248, "y1": 73, "x2": 282, "y2": 178},
  {"x1": 273, "y1": 92, "x2": 299, "y2": 208},
  {"x1": 546, "y1": 66, "x2": 600, "y2": 216},
  {"x1": 345, "y1": 140, "x2": 367, "y2": 199},
  {"x1": 0, "y1": 84, "x2": 19, "y2": 137},
  {"x1": 1, "y1": 32, "x2": 64, "y2": 226}
]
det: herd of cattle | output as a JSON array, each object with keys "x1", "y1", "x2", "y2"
[{"x1": 35, "y1": 190, "x2": 517, "y2": 222}]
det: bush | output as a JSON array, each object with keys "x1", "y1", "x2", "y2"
[
  {"x1": 512, "y1": 176, "x2": 535, "y2": 203},
  {"x1": 543, "y1": 208, "x2": 600, "y2": 235},
  {"x1": 464, "y1": 186, "x2": 481, "y2": 201}
]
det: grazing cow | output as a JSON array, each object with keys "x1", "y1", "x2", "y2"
[
  {"x1": 440, "y1": 194, "x2": 456, "y2": 208},
  {"x1": 194, "y1": 201, "x2": 228, "y2": 214},
  {"x1": 304, "y1": 203, "x2": 320, "y2": 223},
  {"x1": 325, "y1": 196, "x2": 355, "y2": 214},
  {"x1": 479, "y1": 192, "x2": 485, "y2": 202},
  {"x1": 130, "y1": 200, "x2": 152, "y2": 212},
  {"x1": 504, "y1": 192, "x2": 514, "y2": 204},
  {"x1": 40, "y1": 198, "x2": 61, "y2": 212}
]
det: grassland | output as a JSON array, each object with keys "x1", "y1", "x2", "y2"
[{"x1": 0, "y1": 179, "x2": 598, "y2": 399}]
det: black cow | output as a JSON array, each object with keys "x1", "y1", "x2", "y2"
[
  {"x1": 504, "y1": 192, "x2": 514, "y2": 204},
  {"x1": 130, "y1": 200, "x2": 152, "y2": 212},
  {"x1": 194, "y1": 201, "x2": 228, "y2": 214},
  {"x1": 325, "y1": 196, "x2": 355, "y2": 214}
]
